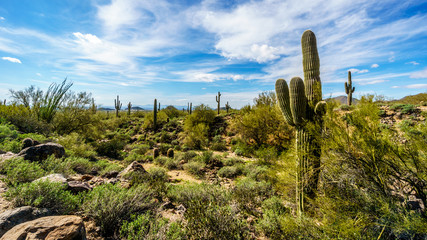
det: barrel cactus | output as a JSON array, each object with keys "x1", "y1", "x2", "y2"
[
  {"x1": 275, "y1": 30, "x2": 325, "y2": 216},
  {"x1": 345, "y1": 71, "x2": 355, "y2": 105}
]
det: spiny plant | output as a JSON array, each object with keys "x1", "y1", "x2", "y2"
[
  {"x1": 154, "y1": 99, "x2": 157, "y2": 130},
  {"x1": 114, "y1": 95, "x2": 122, "y2": 118},
  {"x1": 225, "y1": 101, "x2": 231, "y2": 113},
  {"x1": 216, "y1": 91, "x2": 221, "y2": 115},
  {"x1": 345, "y1": 71, "x2": 355, "y2": 105},
  {"x1": 190, "y1": 102, "x2": 192, "y2": 115},
  {"x1": 127, "y1": 102, "x2": 132, "y2": 116},
  {"x1": 158, "y1": 102, "x2": 161, "y2": 112},
  {"x1": 90, "y1": 98, "x2": 97, "y2": 114},
  {"x1": 275, "y1": 30, "x2": 326, "y2": 216},
  {"x1": 38, "y1": 78, "x2": 73, "y2": 123}
]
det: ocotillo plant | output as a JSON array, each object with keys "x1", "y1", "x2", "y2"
[
  {"x1": 114, "y1": 95, "x2": 122, "y2": 118},
  {"x1": 153, "y1": 99, "x2": 157, "y2": 130},
  {"x1": 225, "y1": 101, "x2": 231, "y2": 113},
  {"x1": 345, "y1": 71, "x2": 355, "y2": 105},
  {"x1": 275, "y1": 30, "x2": 325, "y2": 216},
  {"x1": 216, "y1": 91, "x2": 221, "y2": 115},
  {"x1": 127, "y1": 102, "x2": 132, "y2": 116}
]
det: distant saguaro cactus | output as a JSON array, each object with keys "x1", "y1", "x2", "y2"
[
  {"x1": 114, "y1": 95, "x2": 122, "y2": 118},
  {"x1": 158, "y1": 102, "x2": 161, "y2": 112},
  {"x1": 189, "y1": 102, "x2": 192, "y2": 115},
  {"x1": 345, "y1": 71, "x2": 355, "y2": 106},
  {"x1": 153, "y1": 99, "x2": 157, "y2": 130},
  {"x1": 275, "y1": 30, "x2": 325, "y2": 216},
  {"x1": 127, "y1": 102, "x2": 132, "y2": 116},
  {"x1": 90, "y1": 98, "x2": 97, "y2": 114},
  {"x1": 225, "y1": 101, "x2": 231, "y2": 113},
  {"x1": 216, "y1": 92, "x2": 221, "y2": 115}
]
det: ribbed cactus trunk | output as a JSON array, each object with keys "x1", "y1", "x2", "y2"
[
  {"x1": 216, "y1": 92, "x2": 221, "y2": 115},
  {"x1": 345, "y1": 71, "x2": 355, "y2": 105},
  {"x1": 114, "y1": 95, "x2": 122, "y2": 118},
  {"x1": 275, "y1": 30, "x2": 325, "y2": 216},
  {"x1": 153, "y1": 99, "x2": 157, "y2": 130},
  {"x1": 127, "y1": 102, "x2": 132, "y2": 116},
  {"x1": 189, "y1": 102, "x2": 192, "y2": 115}
]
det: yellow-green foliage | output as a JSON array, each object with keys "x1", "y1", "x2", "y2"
[
  {"x1": 143, "y1": 111, "x2": 168, "y2": 130},
  {"x1": 182, "y1": 104, "x2": 215, "y2": 149},
  {"x1": 57, "y1": 132, "x2": 97, "y2": 159}
]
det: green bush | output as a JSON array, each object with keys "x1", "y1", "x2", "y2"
[
  {"x1": 176, "y1": 151, "x2": 197, "y2": 163},
  {"x1": 182, "y1": 104, "x2": 215, "y2": 149},
  {"x1": 120, "y1": 212, "x2": 185, "y2": 240},
  {"x1": 217, "y1": 165, "x2": 244, "y2": 178},
  {"x1": 57, "y1": 132, "x2": 96, "y2": 159},
  {"x1": 95, "y1": 132, "x2": 129, "y2": 159},
  {"x1": 183, "y1": 161, "x2": 205, "y2": 178},
  {"x1": 0, "y1": 158, "x2": 46, "y2": 185},
  {"x1": 233, "y1": 177, "x2": 273, "y2": 215},
  {"x1": 168, "y1": 183, "x2": 249, "y2": 239},
  {"x1": 82, "y1": 183, "x2": 157, "y2": 236},
  {"x1": 222, "y1": 157, "x2": 244, "y2": 166},
  {"x1": 390, "y1": 103, "x2": 416, "y2": 114},
  {"x1": 5, "y1": 180, "x2": 80, "y2": 214}
]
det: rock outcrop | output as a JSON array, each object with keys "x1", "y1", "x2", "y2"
[{"x1": 18, "y1": 142, "x2": 65, "y2": 162}]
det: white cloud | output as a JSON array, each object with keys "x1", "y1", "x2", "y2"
[
  {"x1": 0, "y1": 17, "x2": 5, "y2": 21},
  {"x1": 388, "y1": 52, "x2": 395, "y2": 62},
  {"x1": 392, "y1": 84, "x2": 427, "y2": 89},
  {"x1": 358, "y1": 80, "x2": 387, "y2": 85},
  {"x1": 2, "y1": 57, "x2": 21, "y2": 63},
  {"x1": 348, "y1": 68, "x2": 369, "y2": 74},
  {"x1": 36, "y1": 73, "x2": 42, "y2": 77},
  {"x1": 371, "y1": 63, "x2": 379, "y2": 68},
  {"x1": 406, "y1": 61, "x2": 419, "y2": 65},
  {"x1": 410, "y1": 68, "x2": 427, "y2": 79}
]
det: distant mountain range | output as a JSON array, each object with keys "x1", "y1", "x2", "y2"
[{"x1": 326, "y1": 96, "x2": 359, "y2": 105}]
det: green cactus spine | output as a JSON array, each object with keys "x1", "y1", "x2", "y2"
[
  {"x1": 114, "y1": 95, "x2": 122, "y2": 118},
  {"x1": 345, "y1": 71, "x2": 355, "y2": 105},
  {"x1": 275, "y1": 30, "x2": 325, "y2": 216},
  {"x1": 127, "y1": 102, "x2": 132, "y2": 116},
  {"x1": 153, "y1": 99, "x2": 157, "y2": 130},
  {"x1": 216, "y1": 92, "x2": 221, "y2": 115}
]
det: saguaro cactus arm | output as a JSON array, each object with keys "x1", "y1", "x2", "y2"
[{"x1": 275, "y1": 79, "x2": 294, "y2": 126}]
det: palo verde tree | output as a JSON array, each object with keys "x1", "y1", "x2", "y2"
[{"x1": 275, "y1": 30, "x2": 326, "y2": 216}]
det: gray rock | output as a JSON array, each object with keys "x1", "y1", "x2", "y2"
[
  {"x1": 18, "y1": 142, "x2": 65, "y2": 162},
  {"x1": 67, "y1": 181, "x2": 92, "y2": 194},
  {"x1": 117, "y1": 161, "x2": 147, "y2": 179},
  {"x1": 0, "y1": 206, "x2": 51, "y2": 237},
  {"x1": 33, "y1": 174, "x2": 67, "y2": 186},
  {"x1": 0, "y1": 152, "x2": 18, "y2": 161},
  {"x1": 1, "y1": 215, "x2": 86, "y2": 240}
]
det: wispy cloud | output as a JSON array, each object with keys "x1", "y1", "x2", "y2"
[
  {"x1": 371, "y1": 63, "x2": 379, "y2": 68},
  {"x1": 406, "y1": 61, "x2": 419, "y2": 65},
  {"x1": 0, "y1": 17, "x2": 5, "y2": 21},
  {"x1": 348, "y1": 68, "x2": 369, "y2": 74},
  {"x1": 392, "y1": 84, "x2": 427, "y2": 89},
  {"x1": 410, "y1": 68, "x2": 427, "y2": 79},
  {"x1": 2, "y1": 57, "x2": 21, "y2": 63}
]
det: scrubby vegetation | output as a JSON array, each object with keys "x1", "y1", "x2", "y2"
[{"x1": 0, "y1": 37, "x2": 426, "y2": 239}]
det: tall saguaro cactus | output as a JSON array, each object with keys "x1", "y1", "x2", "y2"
[
  {"x1": 189, "y1": 102, "x2": 192, "y2": 115},
  {"x1": 114, "y1": 95, "x2": 122, "y2": 118},
  {"x1": 275, "y1": 30, "x2": 325, "y2": 216},
  {"x1": 216, "y1": 92, "x2": 221, "y2": 115},
  {"x1": 127, "y1": 102, "x2": 132, "y2": 116},
  {"x1": 225, "y1": 101, "x2": 231, "y2": 113},
  {"x1": 153, "y1": 99, "x2": 157, "y2": 130},
  {"x1": 345, "y1": 71, "x2": 355, "y2": 105}
]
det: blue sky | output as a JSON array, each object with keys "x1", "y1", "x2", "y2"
[{"x1": 0, "y1": 0, "x2": 426, "y2": 108}]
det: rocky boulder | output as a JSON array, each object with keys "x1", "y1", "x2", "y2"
[
  {"x1": 117, "y1": 161, "x2": 147, "y2": 179},
  {"x1": 1, "y1": 215, "x2": 86, "y2": 240},
  {"x1": 0, "y1": 206, "x2": 51, "y2": 237},
  {"x1": 18, "y1": 142, "x2": 65, "y2": 162}
]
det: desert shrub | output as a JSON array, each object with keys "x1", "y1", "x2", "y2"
[
  {"x1": 231, "y1": 92, "x2": 293, "y2": 153},
  {"x1": 143, "y1": 111, "x2": 168, "y2": 130},
  {"x1": 0, "y1": 105, "x2": 52, "y2": 133},
  {"x1": 338, "y1": 104, "x2": 354, "y2": 111},
  {"x1": 41, "y1": 156, "x2": 122, "y2": 176},
  {"x1": 124, "y1": 152, "x2": 146, "y2": 164},
  {"x1": 243, "y1": 163, "x2": 270, "y2": 182},
  {"x1": 82, "y1": 183, "x2": 157, "y2": 236},
  {"x1": 129, "y1": 144, "x2": 150, "y2": 155},
  {"x1": 210, "y1": 135, "x2": 227, "y2": 151},
  {"x1": 0, "y1": 123, "x2": 19, "y2": 141},
  {"x1": 233, "y1": 177, "x2": 274, "y2": 215},
  {"x1": 256, "y1": 196, "x2": 289, "y2": 239},
  {"x1": 182, "y1": 104, "x2": 215, "y2": 149},
  {"x1": 168, "y1": 183, "x2": 249, "y2": 239},
  {"x1": 222, "y1": 157, "x2": 244, "y2": 166},
  {"x1": 175, "y1": 151, "x2": 197, "y2": 163},
  {"x1": 158, "y1": 143, "x2": 173, "y2": 155},
  {"x1": 154, "y1": 156, "x2": 169, "y2": 166},
  {"x1": 5, "y1": 180, "x2": 80, "y2": 214},
  {"x1": 57, "y1": 132, "x2": 96, "y2": 159},
  {"x1": 0, "y1": 158, "x2": 46, "y2": 185},
  {"x1": 95, "y1": 132, "x2": 130, "y2": 159},
  {"x1": 231, "y1": 139, "x2": 254, "y2": 157},
  {"x1": 120, "y1": 212, "x2": 185, "y2": 240},
  {"x1": 164, "y1": 158, "x2": 181, "y2": 170},
  {"x1": 217, "y1": 164, "x2": 244, "y2": 179},
  {"x1": 162, "y1": 105, "x2": 185, "y2": 119},
  {"x1": 183, "y1": 161, "x2": 205, "y2": 178},
  {"x1": 195, "y1": 151, "x2": 222, "y2": 167},
  {"x1": 255, "y1": 146, "x2": 279, "y2": 165},
  {"x1": 390, "y1": 103, "x2": 416, "y2": 114}
]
